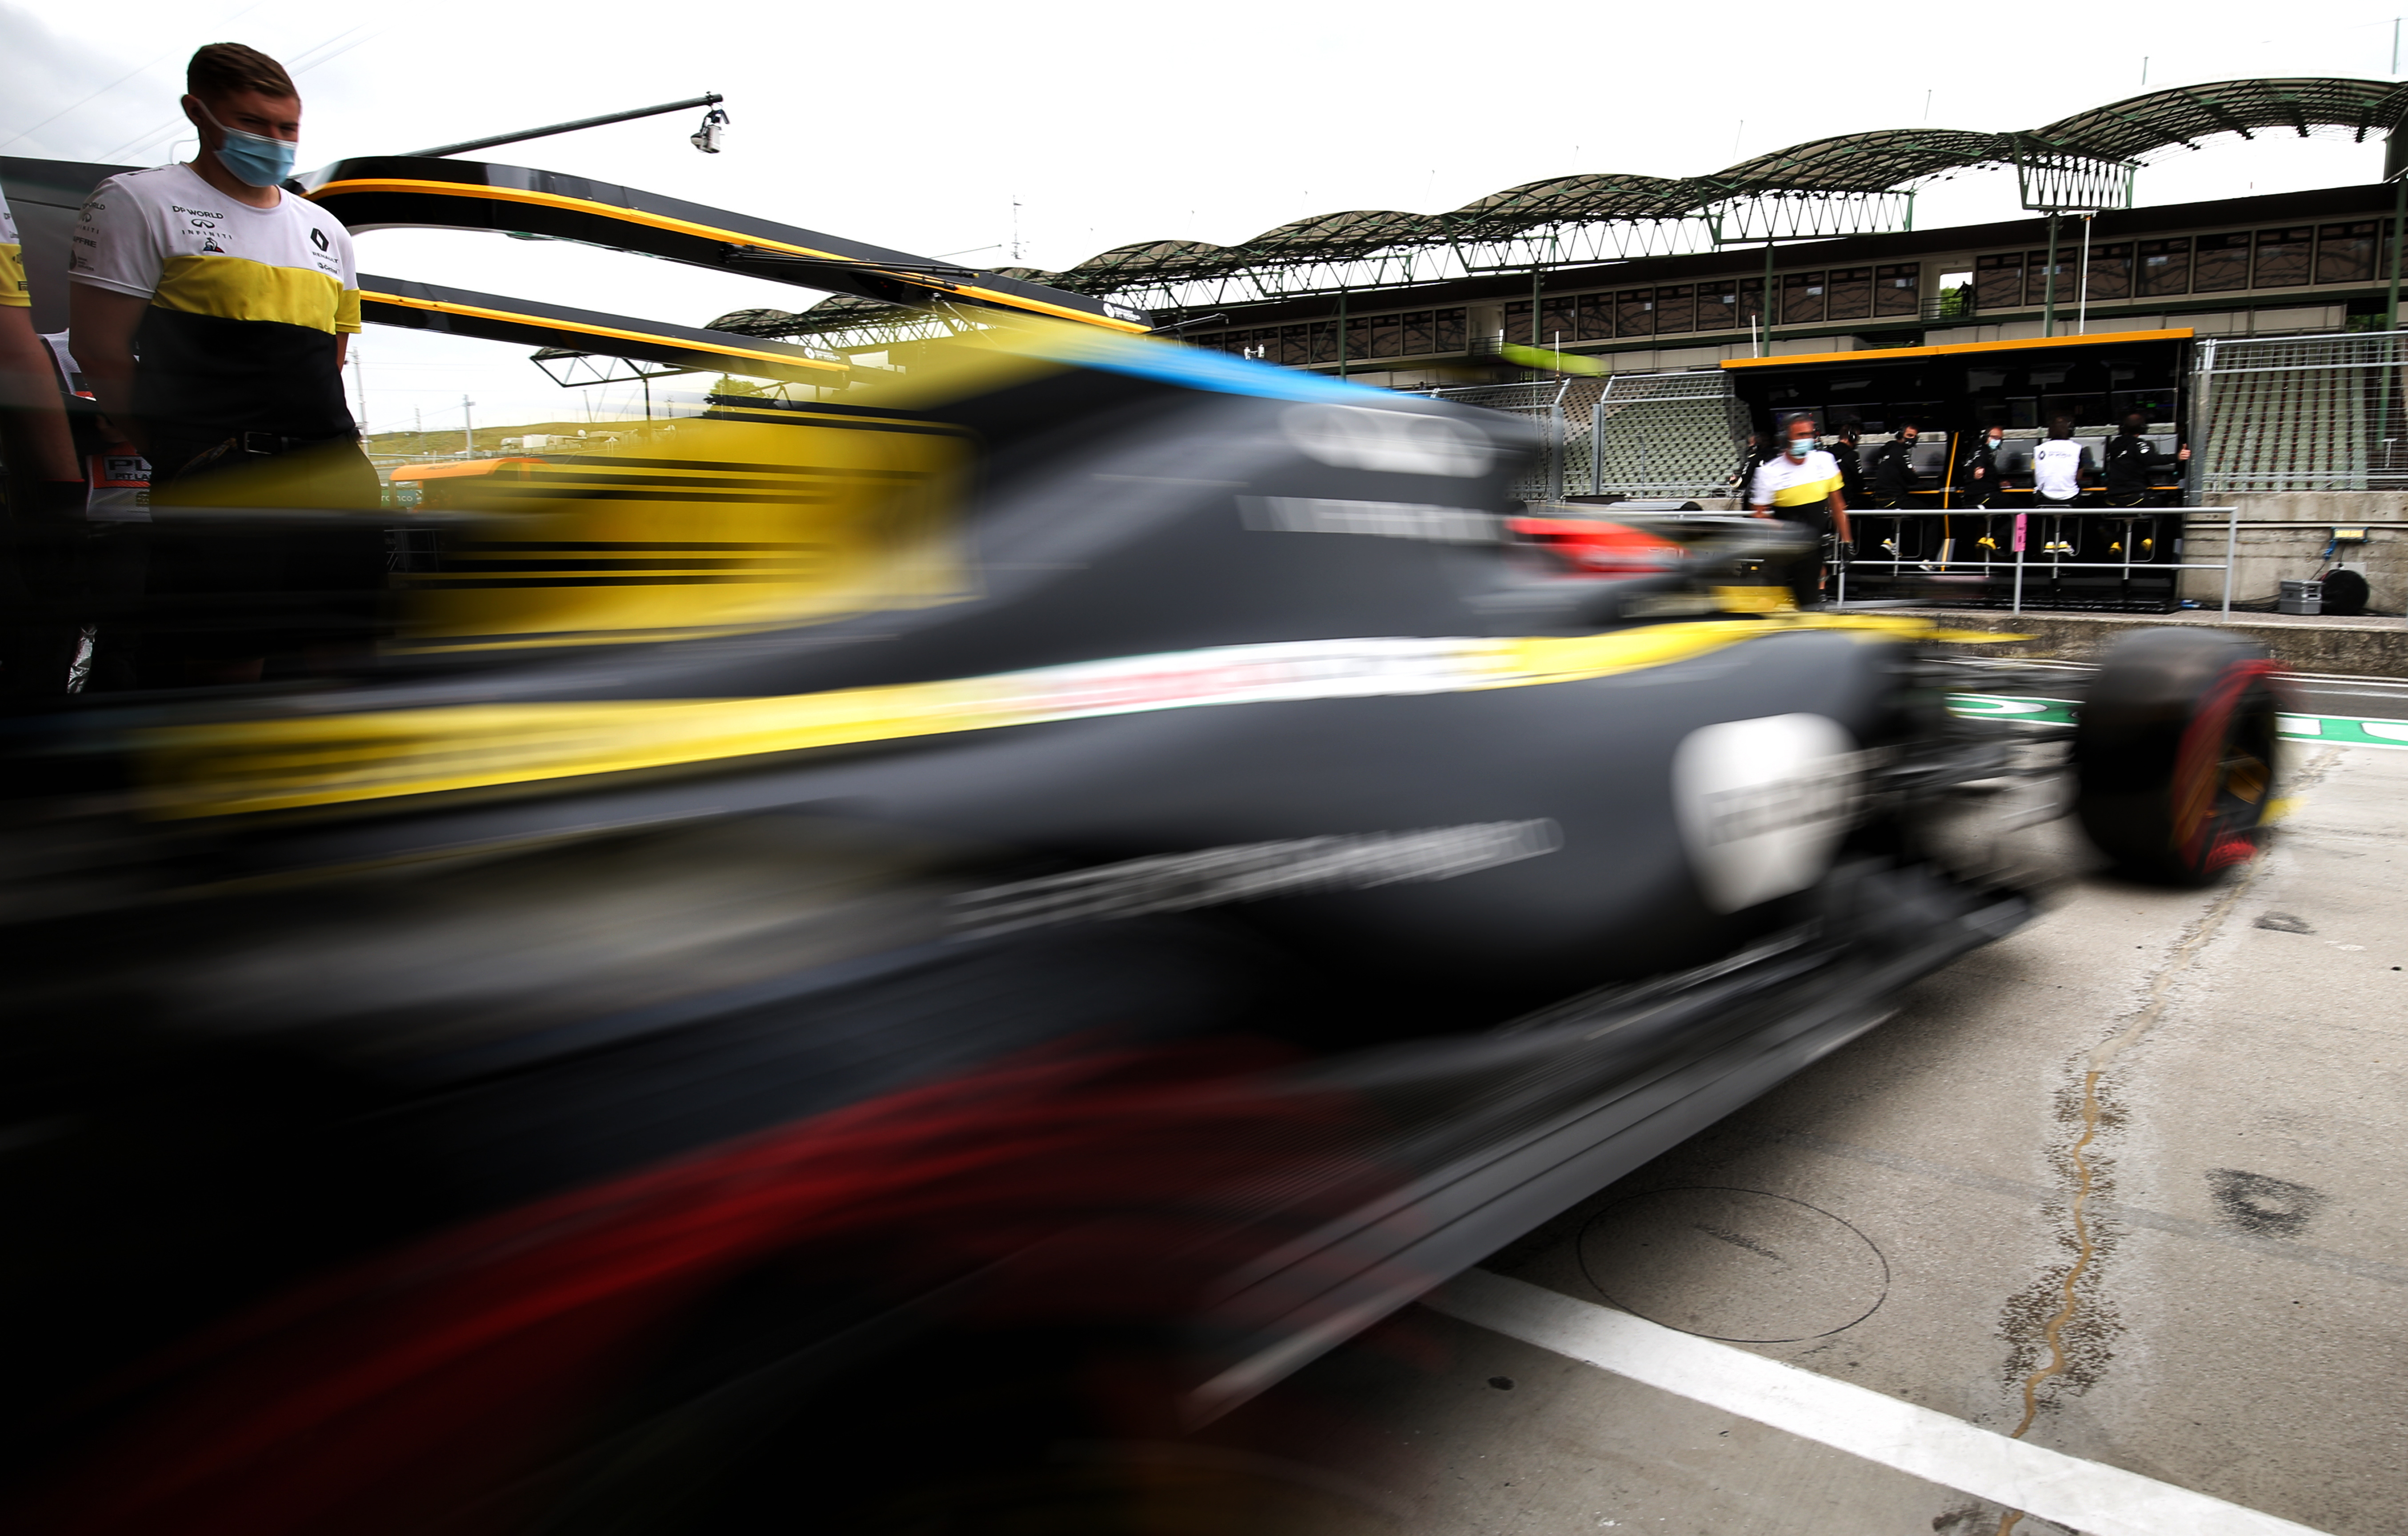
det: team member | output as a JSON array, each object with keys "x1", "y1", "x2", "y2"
[
  {"x1": 1958, "y1": 424, "x2": 2005, "y2": 509},
  {"x1": 2031, "y1": 416, "x2": 2092, "y2": 508},
  {"x1": 2103, "y1": 412, "x2": 2188, "y2": 508},
  {"x1": 67, "y1": 42, "x2": 377, "y2": 682},
  {"x1": 2, "y1": 185, "x2": 93, "y2": 693},
  {"x1": 0, "y1": 188, "x2": 79, "y2": 488},
  {"x1": 69, "y1": 43, "x2": 369, "y2": 497},
  {"x1": 2030, "y1": 415, "x2": 2093, "y2": 559},
  {"x1": 1867, "y1": 422, "x2": 1922, "y2": 509},
  {"x1": 1831, "y1": 422, "x2": 1867, "y2": 511},
  {"x1": 1724, "y1": 428, "x2": 1768, "y2": 505},
  {"x1": 1747, "y1": 416, "x2": 1853, "y2": 609}
]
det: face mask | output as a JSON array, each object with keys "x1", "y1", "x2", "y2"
[
  {"x1": 194, "y1": 99, "x2": 297, "y2": 188},
  {"x1": 1786, "y1": 436, "x2": 1812, "y2": 459}
]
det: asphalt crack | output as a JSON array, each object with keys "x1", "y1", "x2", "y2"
[{"x1": 1991, "y1": 748, "x2": 2342, "y2": 1536}]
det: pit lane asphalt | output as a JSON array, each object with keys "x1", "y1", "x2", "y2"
[{"x1": 1230, "y1": 719, "x2": 2408, "y2": 1536}]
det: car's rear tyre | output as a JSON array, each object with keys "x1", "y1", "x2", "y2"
[{"x1": 2075, "y1": 628, "x2": 2284, "y2": 885}]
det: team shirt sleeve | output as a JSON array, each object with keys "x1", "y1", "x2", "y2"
[
  {"x1": 67, "y1": 176, "x2": 164, "y2": 300},
  {"x1": 0, "y1": 188, "x2": 27, "y2": 307}
]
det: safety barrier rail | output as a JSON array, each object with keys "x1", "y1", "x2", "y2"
[{"x1": 1830, "y1": 505, "x2": 2242, "y2": 615}]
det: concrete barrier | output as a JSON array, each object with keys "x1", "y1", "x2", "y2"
[{"x1": 1890, "y1": 606, "x2": 2408, "y2": 677}]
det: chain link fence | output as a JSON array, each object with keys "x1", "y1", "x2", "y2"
[
  {"x1": 1425, "y1": 371, "x2": 1747, "y2": 503},
  {"x1": 1422, "y1": 379, "x2": 1594, "y2": 503},
  {"x1": 2194, "y1": 332, "x2": 2408, "y2": 493},
  {"x1": 1588, "y1": 370, "x2": 1751, "y2": 499}
]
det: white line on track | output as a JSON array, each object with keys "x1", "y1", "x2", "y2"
[{"x1": 1426, "y1": 1270, "x2": 2334, "y2": 1536}]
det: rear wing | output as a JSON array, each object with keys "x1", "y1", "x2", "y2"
[
  {"x1": 357, "y1": 274, "x2": 847, "y2": 384},
  {"x1": 305, "y1": 157, "x2": 1150, "y2": 334}
]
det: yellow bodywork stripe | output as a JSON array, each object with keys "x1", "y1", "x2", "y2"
[
  {"x1": 139, "y1": 614, "x2": 1967, "y2": 820},
  {"x1": 311, "y1": 178, "x2": 1151, "y2": 334},
  {"x1": 154, "y1": 254, "x2": 346, "y2": 332},
  {"x1": 360, "y1": 289, "x2": 847, "y2": 372},
  {"x1": 312, "y1": 177, "x2": 855, "y2": 258}
]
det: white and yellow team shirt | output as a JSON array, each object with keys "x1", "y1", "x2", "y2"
[
  {"x1": 2031, "y1": 437, "x2": 2092, "y2": 503},
  {"x1": 0, "y1": 187, "x2": 28, "y2": 308},
  {"x1": 1747, "y1": 448, "x2": 1843, "y2": 512},
  {"x1": 68, "y1": 163, "x2": 360, "y2": 438}
]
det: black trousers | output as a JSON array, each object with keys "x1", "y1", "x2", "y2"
[
  {"x1": 135, "y1": 432, "x2": 386, "y2": 681},
  {"x1": 1774, "y1": 510, "x2": 1830, "y2": 608}
]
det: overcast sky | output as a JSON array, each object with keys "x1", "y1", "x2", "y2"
[{"x1": 4, "y1": 0, "x2": 2404, "y2": 435}]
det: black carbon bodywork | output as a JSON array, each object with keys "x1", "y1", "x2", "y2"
[{"x1": 0, "y1": 328, "x2": 2036, "y2": 1528}]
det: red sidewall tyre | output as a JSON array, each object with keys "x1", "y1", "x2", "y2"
[{"x1": 2074, "y1": 628, "x2": 2286, "y2": 886}]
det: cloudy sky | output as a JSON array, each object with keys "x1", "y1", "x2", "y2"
[{"x1": 4, "y1": 0, "x2": 2404, "y2": 434}]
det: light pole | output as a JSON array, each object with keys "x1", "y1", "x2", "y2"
[
  {"x1": 2075, "y1": 214, "x2": 2095, "y2": 335},
  {"x1": 409, "y1": 94, "x2": 726, "y2": 159},
  {"x1": 2387, "y1": 172, "x2": 2407, "y2": 335},
  {"x1": 461, "y1": 395, "x2": 476, "y2": 457},
  {"x1": 2041, "y1": 212, "x2": 2060, "y2": 338}
]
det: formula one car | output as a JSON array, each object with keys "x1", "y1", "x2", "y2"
[{"x1": 0, "y1": 314, "x2": 2284, "y2": 1535}]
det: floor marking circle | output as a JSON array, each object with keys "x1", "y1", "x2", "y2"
[{"x1": 1575, "y1": 1186, "x2": 1889, "y2": 1343}]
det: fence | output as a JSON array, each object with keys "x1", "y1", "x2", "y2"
[
  {"x1": 2193, "y1": 332, "x2": 2408, "y2": 493},
  {"x1": 1834, "y1": 505, "x2": 2243, "y2": 614},
  {"x1": 1424, "y1": 378, "x2": 1589, "y2": 503},
  {"x1": 1587, "y1": 369, "x2": 1751, "y2": 499}
]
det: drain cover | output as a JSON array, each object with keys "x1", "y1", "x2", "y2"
[{"x1": 1576, "y1": 1186, "x2": 1889, "y2": 1342}]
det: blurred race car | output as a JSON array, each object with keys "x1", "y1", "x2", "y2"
[{"x1": 0, "y1": 315, "x2": 2284, "y2": 1535}]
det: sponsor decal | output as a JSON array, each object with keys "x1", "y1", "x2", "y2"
[
  {"x1": 1672, "y1": 715, "x2": 1861, "y2": 912},
  {"x1": 1283, "y1": 404, "x2": 1493, "y2": 477},
  {"x1": 86, "y1": 449, "x2": 153, "y2": 523},
  {"x1": 1238, "y1": 496, "x2": 1501, "y2": 544},
  {"x1": 310, "y1": 227, "x2": 329, "y2": 251},
  {"x1": 948, "y1": 820, "x2": 1563, "y2": 938},
  {"x1": 142, "y1": 616, "x2": 1945, "y2": 819}
]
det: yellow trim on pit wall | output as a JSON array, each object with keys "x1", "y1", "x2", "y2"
[
  {"x1": 359, "y1": 288, "x2": 849, "y2": 372},
  {"x1": 1721, "y1": 328, "x2": 2196, "y2": 370},
  {"x1": 138, "y1": 613, "x2": 1976, "y2": 820},
  {"x1": 312, "y1": 178, "x2": 1153, "y2": 334}
]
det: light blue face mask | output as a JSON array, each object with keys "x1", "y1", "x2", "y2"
[
  {"x1": 194, "y1": 99, "x2": 298, "y2": 188},
  {"x1": 1786, "y1": 436, "x2": 1813, "y2": 459}
]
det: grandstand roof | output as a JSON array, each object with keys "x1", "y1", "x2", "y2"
[{"x1": 733, "y1": 75, "x2": 2408, "y2": 339}]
